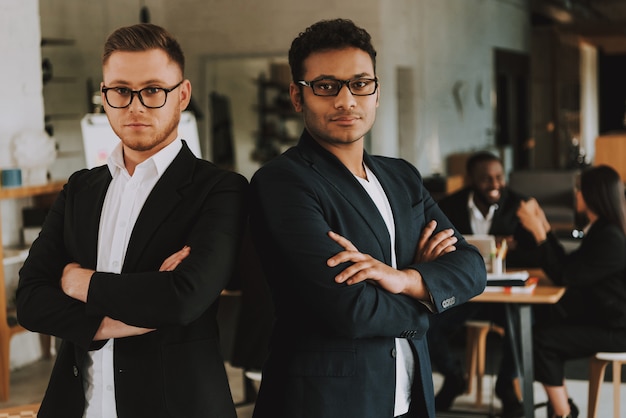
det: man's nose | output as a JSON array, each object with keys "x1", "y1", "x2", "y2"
[{"x1": 334, "y1": 84, "x2": 357, "y2": 108}]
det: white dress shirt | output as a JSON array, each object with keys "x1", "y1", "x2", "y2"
[
  {"x1": 356, "y1": 165, "x2": 414, "y2": 417},
  {"x1": 468, "y1": 191, "x2": 498, "y2": 235},
  {"x1": 82, "y1": 138, "x2": 182, "y2": 418}
]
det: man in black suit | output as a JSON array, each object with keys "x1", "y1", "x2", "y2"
[
  {"x1": 249, "y1": 18, "x2": 486, "y2": 418},
  {"x1": 16, "y1": 24, "x2": 248, "y2": 418},
  {"x1": 428, "y1": 151, "x2": 538, "y2": 417}
]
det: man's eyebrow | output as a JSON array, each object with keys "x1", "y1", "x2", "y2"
[{"x1": 310, "y1": 73, "x2": 374, "y2": 80}]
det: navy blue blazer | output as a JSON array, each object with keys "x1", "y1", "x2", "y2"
[
  {"x1": 16, "y1": 142, "x2": 248, "y2": 418},
  {"x1": 437, "y1": 186, "x2": 540, "y2": 267},
  {"x1": 249, "y1": 131, "x2": 486, "y2": 418}
]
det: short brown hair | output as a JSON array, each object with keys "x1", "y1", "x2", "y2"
[{"x1": 102, "y1": 23, "x2": 185, "y2": 74}]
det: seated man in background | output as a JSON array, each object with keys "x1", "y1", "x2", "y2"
[{"x1": 428, "y1": 151, "x2": 539, "y2": 417}]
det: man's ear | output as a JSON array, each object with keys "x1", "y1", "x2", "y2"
[
  {"x1": 290, "y1": 83, "x2": 303, "y2": 112},
  {"x1": 179, "y1": 79, "x2": 192, "y2": 111}
]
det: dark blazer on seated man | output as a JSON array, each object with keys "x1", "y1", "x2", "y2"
[
  {"x1": 429, "y1": 151, "x2": 540, "y2": 416},
  {"x1": 437, "y1": 186, "x2": 539, "y2": 267}
]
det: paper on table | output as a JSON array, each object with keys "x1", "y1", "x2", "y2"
[
  {"x1": 483, "y1": 277, "x2": 539, "y2": 294},
  {"x1": 486, "y1": 271, "x2": 530, "y2": 286}
]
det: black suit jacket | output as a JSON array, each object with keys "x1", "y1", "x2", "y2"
[
  {"x1": 16, "y1": 142, "x2": 248, "y2": 418},
  {"x1": 437, "y1": 187, "x2": 539, "y2": 267},
  {"x1": 249, "y1": 131, "x2": 486, "y2": 418},
  {"x1": 540, "y1": 219, "x2": 626, "y2": 328}
]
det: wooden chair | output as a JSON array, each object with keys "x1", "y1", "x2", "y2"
[
  {"x1": 0, "y1": 273, "x2": 28, "y2": 402},
  {"x1": 587, "y1": 352, "x2": 626, "y2": 418},
  {"x1": 465, "y1": 320, "x2": 505, "y2": 406}
]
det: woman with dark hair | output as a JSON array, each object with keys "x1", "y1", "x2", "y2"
[{"x1": 517, "y1": 165, "x2": 626, "y2": 418}]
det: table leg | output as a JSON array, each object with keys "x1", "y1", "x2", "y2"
[
  {"x1": 504, "y1": 304, "x2": 535, "y2": 418},
  {"x1": 518, "y1": 305, "x2": 535, "y2": 418}
]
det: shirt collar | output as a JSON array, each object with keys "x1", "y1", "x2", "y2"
[
  {"x1": 467, "y1": 191, "x2": 498, "y2": 220},
  {"x1": 107, "y1": 138, "x2": 183, "y2": 178}
]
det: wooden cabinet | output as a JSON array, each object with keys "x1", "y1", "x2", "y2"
[
  {"x1": 0, "y1": 181, "x2": 65, "y2": 296},
  {"x1": 0, "y1": 180, "x2": 63, "y2": 398},
  {"x1": 595, "y1": 134, "x2": 626, "y2": 182},
  {"x1": 0, "y1": 181, "x2": 64, "y2": 316}
]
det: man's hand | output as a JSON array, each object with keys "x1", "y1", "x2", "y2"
[
  {"x1": 75, "y1": 246, "x2": 190, "y2": 341},
  {"x1": 60, "y1": 262, "x2": 94, "y2": 303},
  {"x1": 414, "y1": 220, "x2": 457, "y2": 263},
  {"x1": 326, "y1": 231, "x2": 429, "y2": 300},
  {"x1": 94, "y1": 316, "x2": 156, "y2": 341},
  {"x1": 517, "y1": 198, "x2": 550, "y2": 243},
  {"x1": 159, "y1": 245, "x2": 190, "y2": 271}
]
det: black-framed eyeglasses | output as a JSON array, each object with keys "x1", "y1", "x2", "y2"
[
  {"x1": 101, "y1": 80, "x2": 184, "y2": 109},
  {"x1": 297, "y1": 77, "x2": 378, "y2": 97}
]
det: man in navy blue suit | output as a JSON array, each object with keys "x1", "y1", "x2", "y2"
[
  {"x1": 249, "y1": 18, "x2": 486, "y2": 418},
  {"x1": 429, "y1": 151, "x2": 539, "y2": 417}
]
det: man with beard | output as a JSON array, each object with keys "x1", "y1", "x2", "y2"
[
  {"x1": 428, "y1": 151, "x2": 539, "y2": 417},
  {"x1": 16, "y1": 23, "x2": 247, "y2": 418}
]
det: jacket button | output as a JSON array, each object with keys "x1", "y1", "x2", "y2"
[
  {"x1": 391, "y1": 347, "x2": 397, "y2": 358},
  {"x1": 73, "y1": 366, "x2": 79, "y2": 377}
]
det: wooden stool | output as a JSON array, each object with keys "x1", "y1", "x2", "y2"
[
  {"x1": 465, "y1": 320, "x2": 505, "y2": 406},
  {"x1": 588, "y1": 352, "x2": 626, "y2": 418}
]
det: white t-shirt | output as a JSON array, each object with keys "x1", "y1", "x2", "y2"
[{"x1": 355, "y1": 164, "x2": 414, "y2": 417}]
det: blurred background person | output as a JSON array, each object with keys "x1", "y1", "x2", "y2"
[
  {"x1": 428, "y1": 151, "x2": 539, "y2": 417},
  {"x1": 517, "y1": 164, "x2": 626, "y2": 418}
]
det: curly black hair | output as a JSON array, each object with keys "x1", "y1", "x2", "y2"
[
  {"x1": 288, "y1": 18, "x2": 377, "y2": 82},
  {"x1": 466, "y1": 151, "x2": 501, "y2": 176}
]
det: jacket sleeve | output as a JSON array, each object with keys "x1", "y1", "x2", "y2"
[
  {"x1": 249, "y1": 161, "x2": 485, "y2": 341},
  {"x1": 16, "y1": 175, "x2": 103, "y2": 350},
  {"x1": 541, "y1": 222, "x2": 626, "y2": 287},
  {"x1": 85, "y1": 170, "x2": 248, "y2": 328},
  {"x1": 16, "y1": 167, "x2": 248, "y2": 349}
]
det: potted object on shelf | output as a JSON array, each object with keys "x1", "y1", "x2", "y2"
[{"x1": 12, "y1": 130, "x2": 57, "y2": 186}]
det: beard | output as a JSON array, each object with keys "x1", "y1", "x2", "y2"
[{"x1": 113, "y1": 112, "x2": 180, "y2": 153}]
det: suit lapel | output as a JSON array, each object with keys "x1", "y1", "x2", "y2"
[
  {"x1": 364, "y1": 154, "x2": 413, "y2": 263},
  {"x1": 298, "y1": 133, "x2": 393, "y2": 264},
  {"x1": 122, "y1": 143, "x2": 196, "y2": 272},
  {"x1": 74, "y1": 167, "x2": 112, "y2": 269}
]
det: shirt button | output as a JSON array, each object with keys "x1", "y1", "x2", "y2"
[
  {"x1": 106, "y1": 385, "x2": 113, "y2": 391},
  {"x1": 73, "y1": 366, "x2": 79, "y2": 377},
  {"x1": 112, "y1": 261, "x2": 119, "y2": 268},
  {"x1": 391, "y1": 348, "x2": 397, "y2": 358}
]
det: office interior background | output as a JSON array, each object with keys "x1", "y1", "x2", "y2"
[{"x1": 2, "y1": 0, "x2": 626, "y2": 372}]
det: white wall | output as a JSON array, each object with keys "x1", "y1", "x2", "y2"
[
  {"x1": 34, "y1": 0, "x2": 530, "y2": 180},
  {"x1": 0, "y1": 0, "x2": 45, "y2": 168},
  {"x1": 0, "y1": 0, "x2": 49, "y2": 369},
  {"x1": 372, "y1": 0, "x2": 530, "y2": 175}
]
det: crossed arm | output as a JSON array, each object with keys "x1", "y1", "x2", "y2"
[
  {"x1": 61, "y1": 246, "x2": 191, "y2": 341},
  {"x1": 327, "y1": 219, "x2": 457, "y2": 301}
]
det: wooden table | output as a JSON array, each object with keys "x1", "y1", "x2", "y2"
[{"x1": 471, "y1": 270, "x2": 565, "y2": 418}]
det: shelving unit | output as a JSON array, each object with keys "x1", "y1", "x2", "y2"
[
  {"x1": 251, "y1": 73, "x2": 301, "y2": 163},
  {"x1": 0, "y1": 180, "x2": 65, "y2": 299},
  {"x1": 0, "y1": 180, "x2": 63, "y2": 399},
  {"x1": 41, "y1": 37, "x2": 88, "y2": 180}
]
